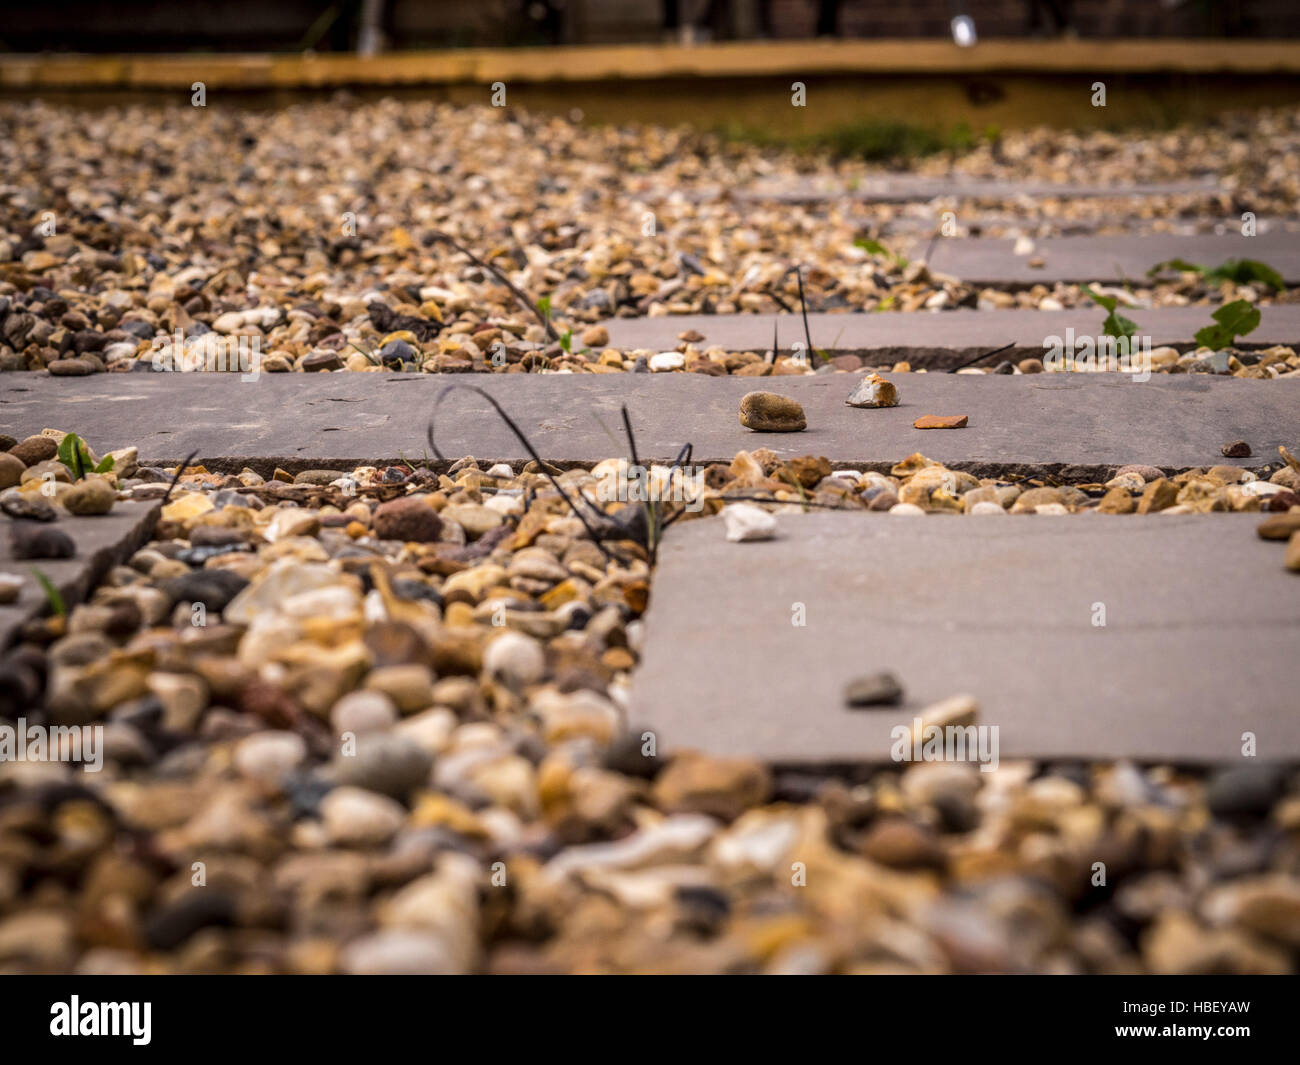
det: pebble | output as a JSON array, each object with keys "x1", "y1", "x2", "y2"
[
  {"x1": 739, "y1": 391, "x2": 806, "y2": 432},
  {"x1": 364, "y1": 664, "x2": 435, "y2": 714},
  {"x1": 330, "y1": 690, "x2": 399, "y2": 735},
  {"x1": 373, "y1": 497, "x2": 443, "y2": 542},
  {"x1": 0, "y1": 573, "x2": 22, "y2": 603},
  {"x1": 233, "y1": 731, "x2": 307, "y2": 786},
  {"x1": 913, "y1": 415, "x2": 969, "y2": 429},
  {"x1": 1221, "y1": 440, "x2": 1252, "y2": 458},
  {"x1": 846, "y1": 373, "x2": 899, "y2": 408},
  {"x1": 653, "y1": 752, "x2": 771, "y2": 822},
  {"x1": 483, "y1": 631, "x2": 546, "y2": 689},
  {"x1": 0, "y1": 453, "x2": 25, "y2": 489},
  {"x1": 9, "y1": 523, "x2": 75, "y2": 559},
  {"x1": 650, "y1": 351, "x2": 685, "y2": 372},
  {"x1": 843, "y1": 671, "x2": 904, "y2": 707},
  {"x1": 340, "y1": 929, "x2": 469, "y2": 975},
  {"x1": 1207, "y1": 765, "x2": 1286, "y2": 819},
  {"x1": 331, "y1": 733, "x2": 433, "y2": 798},
  {"x1": 722, "y1": 502, "x2": 777, "y2": 542},
  {"x1": 9, "y1": 437, "x2": 56, "y2": 466},
  {"x1": 0, "y1": 493, "x2": 56, "y2": 521},
  {"x1": 321, "y1": 786, "x2": 407, "y2": 846},
  {"x1": 61, "y1": 476, "x2": 116, "y2": 516}
]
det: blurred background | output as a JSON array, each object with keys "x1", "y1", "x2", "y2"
[{"x1": 1, "y1": 0, "x2": 1295, "y2": 54}]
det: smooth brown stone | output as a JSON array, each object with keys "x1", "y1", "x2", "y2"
[
  {"x1": 738, "y1": 391, "x2": 806, "y2": 432},
  {"x1": 1256, "y1": 513, "x2": 1300, "y2": 540},
  {"x1": 913, "y1": 415, "x2": 968, "y2": 429}
]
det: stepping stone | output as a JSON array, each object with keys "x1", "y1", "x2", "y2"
[
  {"x1": 730, "y1": 174, "x2": 1223, "y2": 205},
  {"x1": 600, "y1": 305, "x2": 1300, "y2": 362},
  {"x1": 648, "y1": 176, "x2": 1222, "y2": 206},
  {"x1": 0, "y1": 501, "x2": 160, "y2": 648},
  {"x1": 630, "y1": 512, "x2": 1300, "y2": 764},
  {"x1": 2, "y1": 374, "x2": 1295, "y2": 479},
  {"x1": 920, "y1": 232, "x2": 1300, "y2": 286}
]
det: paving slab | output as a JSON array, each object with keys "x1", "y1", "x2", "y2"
[
  {"x1": 918, "y1": 232, "x2": 1300, "y2": 286},
  {"x1": 630, "y1": 512, "x2": 1300, "y2": 765},
  {"x1": 0, "y1": 501, "x2": 161, "y2": 648},
  {"x1": 728, "y1": 174, "x2": 1223, "y2": 205},
  {"x1": 2, "y1": 373, "x2": 1296, "y2": 480},
  {"x1": 600, "y1": 305, "x2": 1300, "y2": 363}
]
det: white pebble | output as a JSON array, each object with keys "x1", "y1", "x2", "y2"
[
  {"x1": 888, "y1": 503, "x2": 926, "y2": 516},
  {"x1": 968, "y1": 501, "x2": 1006, "y2": 515},
  {"x1": 484, "y1": 631, "x2": 546, "y2": 689},
  {"x1": 649, "y1": 351, "x2": 685, "y2": 372},
  {"x1": 331, "y1": 689, "x2": 399, "y2": 736},
  {"x1": 233, "y1": 731, "x2": 306, "y2": 786},
  {"x1": 722, "y1": 502, "x2": 777, "y2": 542},
  {"x1": 321, "y1": 786, "x2": 406, "y2": 846}
]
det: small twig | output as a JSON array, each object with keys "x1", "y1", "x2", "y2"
[
  {"x1": 427, "y1": 230, "x2": 560, "y2": 342},
  {"x1": 716, "y1": 491, "x2": 858, "y2": 511},
  {"x1": 161, "y1": 450, "x2": 201, "y2": 506},
  {"x1": 765, "y1": 289, "x2": 794, "y2": 313},
  {"x1": 923, "y1": 226, "x2": 941, "y2": 265},
  {"x1": 427, "y1": 385, "x2": 616, "y2": 561},
  {"x1": 947, "y1": 341, "x2": 1017, "y2": 374},
  {"x1": 792, "y1": 265, "x2": 815, "y2": 358}
]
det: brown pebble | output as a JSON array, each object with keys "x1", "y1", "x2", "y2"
[
  {"x1": 1257, "y1": 513, "x2": 1300, "y2": 541},
  {"x1": 738, "y1": 391, "x2": 806, "y2": 432},
  {"x1": 1221, "y1": 440, "x2": 1252, "y2": 458},
  {"x1": 913, "y1": 415, "x2": 968, "y2": 429}
]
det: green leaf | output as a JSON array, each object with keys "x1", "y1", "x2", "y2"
[
  {"x1": 31, "y1": 568, "x2": 66, "y2": 618},
  {"x1": 93, "y1": 454, "x2": 115, "y2": 474},
  {"x1": 1081, "y1": 284, "x2": 1116, "y2": 312},
  {"x1": 1146, "y1": 258, "x2": 1204, "y2": 279},
  {"x1": 1146, "y1": 257, "x2": 1285, "y2": 293},
  {"x1": 56, "y1": 432, "x2": 94, "y2": 480},
  {"x1": 560, "y1": 329, "x2": 572, "y2": 354},
  {"x1": 1193, "y1": 299, "x2": 1261, "y2": 350},
  {"x1": 1208, "y1": 259, "x2": 1285, "y2": 292},
  {"x1": 347, "y1": 341, "x2": 380, "y2": 366},
  {"x1": 536, "y1": 295, "x2": 551, "y2": 320},
  {"x1": 1082, "y1": 285, "x2": 1137, "y2": 340},
  {"x1": 853, "y1": 237, "x2": 906, "y2": 266}
]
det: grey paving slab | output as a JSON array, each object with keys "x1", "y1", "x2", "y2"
[
  {"x1": 601, "y1": 306, "x2": 1300, "y2": 364},
  {"x1": 630, "y1": 512, "x2": 1300, "y2": 765},
  {"x1": 2, "y1": 373, "x2": 1296, "y2": 480},
  {"x1": 659, "y1": 175, "x2": 1223, "y2": 205},
  {"x1": 0, "y1": 501, "x2": 160, "y2": 647},
  {"x1": 919, "y1": 232, "x2": 1300, "y2": 286}
]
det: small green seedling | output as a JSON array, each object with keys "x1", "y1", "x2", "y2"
[
  {"x1": 1194, "y1": 299, "x2": 1261, "y2": 350},
  {"x1": 854, "y1": 237, "x2": 908, "y2": 269},
  {"x1": 32, "y1": 568, "x2": 66, "y2": 618},
  {"x1": 56, "y1": 433, "x2": 114, "y2": 481},
  {"x1": 1081, "y1": 285, "x2": 1138, "y2": 342},
  {"x1": 1148, "y1": 257, "x2": 1284, "y2": 293}
]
